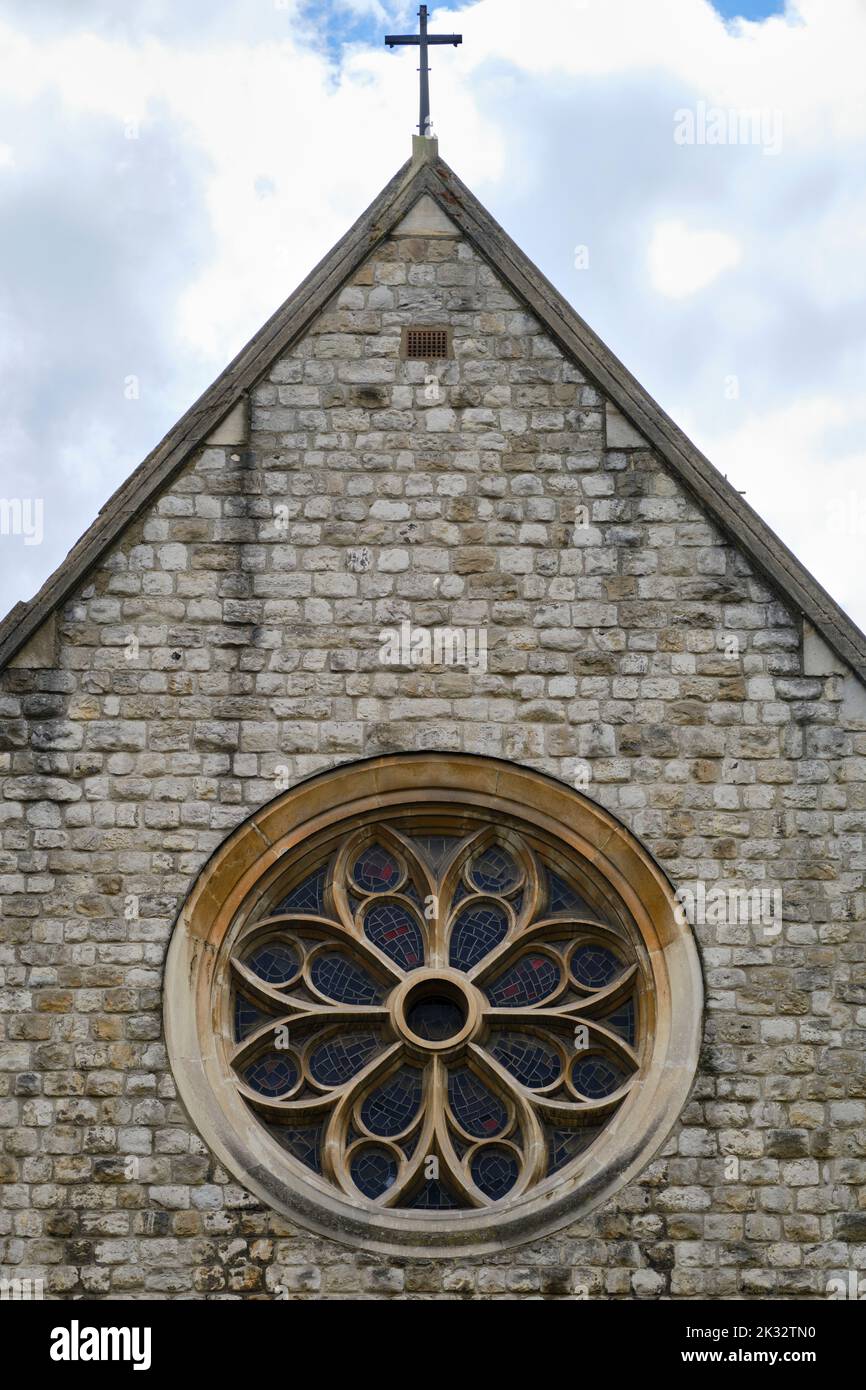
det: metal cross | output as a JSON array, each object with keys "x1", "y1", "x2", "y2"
[{"x1": 385, "y1": 5, "x2": 463, "y2": 139}]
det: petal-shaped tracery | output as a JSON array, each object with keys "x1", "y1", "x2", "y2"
[
  {"x1": 352, "y1": 844, "x2": 403, "y2": 895},
  {"x1": 308, "y1": 1031, "x2": 382, "y2": 1088},
  {"x1": 310, "y1": 952, "x2": 385, "y2": 1005},
  {"x1": 469, "y1": 845, "x2": 521, "y2": 896},
  {"x1": 469, "y1": 1144, "x2": 520, "y2": 1200},
  {"x1": 227, "y1": 817, "x2": 647, "y2": 1212},
  {"x1": 447, "y1": 1066, "x2": 509, "y2": 1138},
  {"x1": 489, "y1": 1031, "x2": 563, "y2": 1090},
  {"x1": 362, "y1": 899, "x2": 425, "y2": 971},
  {"x1": 570, "y1": 941, "x2": 625, "y2": 990},
  {"x1": 485, "y1": 952, "x2": 562, "y2": 1008},
  {"x1": 244, "y1": 940, "x2": 300, "y2": 985},
  {"x1": 449, "y1": 899, "x2": 509, "y2": 971},
  {"x1": 360, "y1": 1066, "x2": 424, "y2": 1138}
]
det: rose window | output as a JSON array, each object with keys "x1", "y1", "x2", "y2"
[
  {"x1": 166, "y1": 756, "x2": 702, "y2": 1256},
  {"x1": 229, "y1": 822, "x2": 642, "y2": 1210}
]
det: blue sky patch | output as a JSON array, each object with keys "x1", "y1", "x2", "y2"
[{"x1": 712, "y1": 0, "x2": 786, "y2": 20}]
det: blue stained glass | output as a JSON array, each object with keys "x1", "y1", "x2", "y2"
[
  {"x1": 269, "y1": 1122, "x2": 322, "y2": 1173},
  {"x1": 364, "y1": 901, "x2": 424, "y2": 970},
  {"x1": 470, "y1": 846, "x2": 519, "y2": 894},
  {"x1": 309, "y1": 1032, "x2": 380, "y2": 1087},
  {"x1": 571, "y1": 943, "x2": 622, "y2": 990},
  {"x1": 273, "y1": 866, "x2": 327, "y2": 916},
  {"x1": 449, "y1": 1130, "x2": 470, "y2": 1160},
  {"x1": 451, "y1": 881, "x2": 469, "y2": 909},
  {"x1": 361, "y1": 1067, "x2": 423, "y2": 1137},
  {"x1": 470, "y1": 1146, "x2": 519, "y2": 1200},
  {"x1": 350, "y1": 1146, "x2": 398, "y2": 1199},
  {"x1": 408, "y1": 1178, "x2": 465, "y2": 1209},
  {"x1": 353, "y1": 844, "x2": 401, "y2": 894},
  {"x1": 311, "y1": 953, "x2": 383, "y2": 1005},
  {"x1": 489, "y1": 1032, "x2": 561, "y2": 1089},
  {"x1": 403, "y1": 880, "x2": 424, "y2": 909},
  {"x1": 546, "y1": 870, "x2": 595, "y2": 917},
  {"x1": 449, "y1": 902, "x2": 508, "y2": 972},
  {"x1": 602, "y1": 997, "x2": 636, "y2": 1047},
  {"x1": 242, "y1": 1051, "x2": 297, "y2": 1098},
  {"x1": 234, "y1": 994, "x2": 271, "y2": 1041},
  {"x1": 447, "y1": 1068, "x2": 508, "y2": 1138},
  {"x1": 547, "y1": 1125, "x2": 601, "y2": 1173},
  {"x1": 245, "y1": 941, "x2": 298, "y2": 985},
  {"x1": 486, "y1": 954, "x2": 560, "y2": 1008},
  {"x1": 571, "y1": 1054, "x2": 627, "y2": 1100}
]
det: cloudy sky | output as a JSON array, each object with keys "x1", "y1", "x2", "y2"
[{"x1": 1, "y1": 0, "x2": 865, "y2": 632}]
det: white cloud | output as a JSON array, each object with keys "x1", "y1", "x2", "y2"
[
  {"x1": 648, "y1": 219, "x2": 742, "y2": 298},
  {"x1": 691, "y1": 395, "x2": 866, "y2": 619},
  {"x1": 0, "y1": 0, "x2": 865, "y2": 636}
]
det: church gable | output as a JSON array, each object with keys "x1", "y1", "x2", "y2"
[
  {"x1": 6, "y1": 157, "x2": 866, "y2": 750},
  {"x1": 2, "y1": 143, "x2": 865, "y2": 696},
  {"x1": 3, "y1": 135, "x2": 866, "y2": 1302},
  {"x1": 12, "y1": 205, "x2": 817, "y2": 779},
  {"x1": 1, "y1": 143, "x2": 866, "y2": 695}
]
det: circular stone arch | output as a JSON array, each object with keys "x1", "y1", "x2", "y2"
[{"x1": 164, "y1": 754, "x2": 703, "y2": 1259}]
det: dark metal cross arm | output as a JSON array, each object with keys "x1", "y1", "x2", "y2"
[
  {"x1": 384, "y1": 5, "x2": 463, "y2": 137},
  {"x1": 385, "y1": 35, "x2": 462, "y2": 46}
]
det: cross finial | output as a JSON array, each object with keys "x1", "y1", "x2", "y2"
[{"x1": 385, "y1": 5, "x2": 463, "y2": 140}]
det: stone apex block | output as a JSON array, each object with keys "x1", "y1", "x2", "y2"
[
  {"x1": 802, "y1": 620, "x2": 847, "y2": 677},
  {"x1": 605, "y1": 402, "x2": 649, "y2": 450},
  {"x1": 393, "y1": 194, "x2": 460, "y2": 239},
  {"x1": 206, "y1": 398, "x2": 249, "y2": 447},
  {"x1": 9, "y1": 611, "x2": 57, "y2": 669},
  {"x1": 411, "y1": 134, "x2": 439, "y2": 165}
]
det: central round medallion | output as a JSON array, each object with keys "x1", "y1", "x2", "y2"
[
  {"x1": 393, "y1": 971, "x2": 479, "y2": 1053},
  {"x1": 406, "y1": 992, "x2": 466, "y2": 1041}
]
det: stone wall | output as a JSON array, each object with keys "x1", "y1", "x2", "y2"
[{"x1": 1, "y1": 223, "x2": 865, "y2": 1298}]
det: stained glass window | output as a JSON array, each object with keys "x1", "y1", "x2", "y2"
[
  {"x1": 234, "y1": 993, "x2": 271, "y2": 1042},
  {"x1": 406, "y1": 995, "x2": 465, "y2": 1041},
  {"x1": 571, "y1": 1054, "x2": 627, "y2": 1100},
  {"x1": 486, "y1": 954, "x2": 560, "y2": 1008},
  {"x1": 363, "y1": 900, "x2": 424, "y2": 970},
  {"x1": 227, "y1": 821, "x2": 642, "y2": 1211},
  {"x1": 547, "y1": 870, "x2": 596, "y2": 918},
  {"x1": 571, "y1": 942, "x2": 622, "y2": 990},
  {"x1": 167, "y1": 750, "x2": 710, "y2": 1265},
  {"x1": 311, "y1": 953, "x2": 383, "y2": 1005},
  {"x1": 490, "y1": 1032, "x2": 561, "y2": 1089},
  {"x1": 272, "y1": 866, "x2": 328, "y2": 916},
  {"x1": 268, "y1": 1122, "x2": 323, "y2": 1173},
  {"x1": 470, "y1": 846, "x2": 520, "y2": 895},
  {"x1": 242, "y1": 1051, "x2": 297, "y2": 1098},
  {"x1": 547, "y1": 1125, "x2": 600, "y2": 1174},
  {"x1": 352, "y1": 845, "x2": 401, "y2": 894},
  {"x1": 361, "y1": 1067, "x2": 423, "y2": 1137},
  {"x1": 246, "y1": 941, "x2": 298, "y2": 985},
  {"x1": 448, "y1": 1068, "x2": 508, "y2": 1137},
  {"x1": 449, "y1": 902, "x2": 508, "y2": 971},
  {"x1": 470, "y1": 1146, "x2": 519, "y2": 1200},
  {"x1": 350, "y1": 1146, "x2": 398, "y2": 1199},
  {"x1": 602, "y1": 998, "x2": 636, "y2": 1047},
  {"x1": 308, "y1": 1032, "x2": 381, "y2": 1087},
  {"x1": 408, "y1": 1178, "x2": 463, "y2": 1209}
]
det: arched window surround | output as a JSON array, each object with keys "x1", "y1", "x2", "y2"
[{"x1": 165, "y1": 754, "x2": 703, "y2": 1258}]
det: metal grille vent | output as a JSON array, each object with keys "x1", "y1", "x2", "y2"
[{"x1": 403, "y1": 326, "x2": 451, "y2": 360}]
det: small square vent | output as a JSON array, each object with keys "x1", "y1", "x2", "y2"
[{"x1": 402, "y1": 326, "x2": 451, "y2": 360}]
